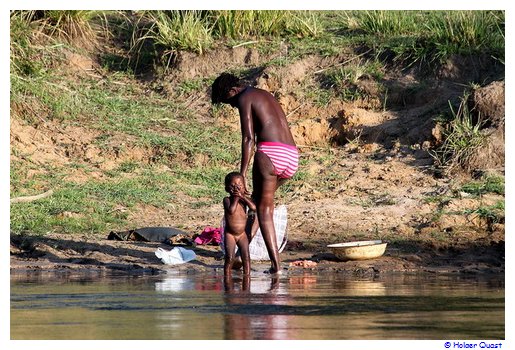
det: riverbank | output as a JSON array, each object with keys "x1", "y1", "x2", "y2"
[
  {"x1": 10, "y1": 11, "x2": 505, "y2": 280},
  {"x1": 10, "y1": 231, "x2": 505, "y2": 276}
]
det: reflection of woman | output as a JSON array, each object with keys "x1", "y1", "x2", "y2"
[{"x1": 223, "y1": 276, "x2": 291, "y2": 340}]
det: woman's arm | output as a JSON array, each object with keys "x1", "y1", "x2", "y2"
[{"x1": 238, "y1": 96, "x2": 254, "y2": 194}]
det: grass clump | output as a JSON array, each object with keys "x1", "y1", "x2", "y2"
[
  {"x1": 431, "y1": 94, "x2": 487, "y2": 173},
  {"x1": 341, "y1": 10, "x2": 505, "y2": 67},
  {"x1": 132, "y1": 10, "x2": 213, "y2": 60},
  {"x1": 320, "y1": 59, "x2": 385, "y2": 102},
  {"x1": 460, "y1": 175, "x2": 505, "y2": 196},
  {"x1": 212, "y1": 10, "x2": 321, "y2": 39},
  {"x1": 38, "y1": 10, "x2": 98, "y2": 46},
  {"x1": 10, "y1": 11, "x2": 43, "y2": 77},
  {"x1": 464, "y1": 200, "x2": 505, "y2": 227}
]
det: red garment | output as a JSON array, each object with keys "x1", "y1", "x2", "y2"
[{"x1": 194, "y1": 226, "x2": 222, "y2": 245}]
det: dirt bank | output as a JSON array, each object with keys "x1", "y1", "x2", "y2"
[
  {"x1": 10, "y1": 26, "x2": 505, "y2": 278},
  {"x1": 10, "y1": 142, "x2": 505, "y2": 277},
  {"x1": 10, "y1": 135, "x2": 505, "y2": 277},
  {"x1": 9, "y1": 230, "x2": 504, "y2": 276}
]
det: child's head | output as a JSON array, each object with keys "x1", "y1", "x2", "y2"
[
  {"x1": 224, "y1": 171, "x2": 244, "y2": 194},
  {"x1": 211, "y1": 73, "x2": 241, "y2": 104}
]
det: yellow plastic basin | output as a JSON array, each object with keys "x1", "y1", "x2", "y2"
[{"x1": 327, "y1": 240, "x2": 387, "y2": 261}]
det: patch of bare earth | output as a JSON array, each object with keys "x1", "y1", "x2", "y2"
[{"x1": 10, "y1": 49, "x2": 504, "y2": 275}]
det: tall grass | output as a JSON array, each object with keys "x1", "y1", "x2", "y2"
[
  {"x1": 211, "y1": 10, "x2": 321, "y2": 39},
  {"x1": 10, "y1": 11, "x2": 43, "y2": 76},
  {"x1": 10, "y1": 10, "x2": 98, "y2": 50},
  {"x1": 10, "y1": 10, "x2": 102, "y2": 78},
  {"x1": 343, "y1": 10, "x2": 505, "y2": 65},
  {"x1": 132, "y1": 10, "x2": 213, "y2": 57},
  {"x1": 41, "y1": 10, "x2": 97, "y2": 45},
  {"x1": 431, "y1": 94, "x2": 486, "y2": 172},
  {"x1": 353, "y1": 10, "x2": 422, "y2": 35},
  {"x1": 125, "y1": 10, "x2": 322, "y2": 72}
]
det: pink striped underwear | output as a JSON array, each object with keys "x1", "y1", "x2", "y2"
[{"x1": 257, "y1": 141, "x2": 299, "y2": 179}]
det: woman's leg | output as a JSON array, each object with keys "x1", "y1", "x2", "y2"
[{"x1": 253, "y1": 151, "x2": 281, "y2": 274}]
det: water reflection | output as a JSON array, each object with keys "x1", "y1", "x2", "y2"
[
  {"x1": 155, "y1": 275, "x2": 224, "y2": 293},
  {"x1": 223, "y1": 275, "x2": 292, "y2": 340},
  {"x1": 11, "y1": 272, "x2": 504, "y2": 340},
  {"x1": 221, "y1": 275, "x2": 394, "y2": 339},
  {"x1": 155, "y1": 276, "x2": 197, "y2": 292}
]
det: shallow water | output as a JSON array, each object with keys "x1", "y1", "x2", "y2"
[{"x1": 10, "y1": 271, "x2": 504, "y2": 340}]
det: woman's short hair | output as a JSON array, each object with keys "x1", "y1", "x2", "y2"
[{"x1": 211, "y1": 73, "x2": 241, "y2": 104}]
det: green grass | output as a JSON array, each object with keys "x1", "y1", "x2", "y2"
[
  {"x1": 211, "y1": 10, "x2": 322, "y2": 39},
  {"x1": 341, "y1": 10, "x2": 505, "y2": 66},
  {"x1": 12, "y1": 10, "x2": 504, "y2": 73},
  {"x1": 11, "y1": 74, "x2": 85, "y2": 122},
  {"x1": 132, "y1": 10, "x2": 213, "y2": 58},
  {"x1": 431, "y1": 94, "x2": 487, "y2": 172},
  {"x1": 460, "y1": 175, "x2": 505, "y2": 196},
  {"x1": 463, "y1": 201, "x2": 504, "y2": 225},
  {"x1": 422, "y1": 177, "x2": 504, "y2": 230},
  {"x1": 126, "y1": 10, "x2": 323, "y2": 73},
  {"x1": 10, "y1": 164, "x2": 231, "y2": 235}
]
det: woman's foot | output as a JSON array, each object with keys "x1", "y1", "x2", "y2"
[{"x1": 265, "y1": 267, "x2": 282, "y2": 275}]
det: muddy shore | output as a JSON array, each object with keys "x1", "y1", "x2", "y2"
[{"x1": 10, "y1": 232, "x2": 505, "y2": 277}]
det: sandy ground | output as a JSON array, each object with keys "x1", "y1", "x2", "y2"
[
  {"x1": 9, "y1": 50, "x2": 505, "y2": 278},
  {"x1": 10, "y1": 148, "x2": 505, "y2": 277},
  {"x1": 10, "y1": 229, "x2": 505, "y2": 277}
]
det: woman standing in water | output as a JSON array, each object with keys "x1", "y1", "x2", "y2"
[{"x1": 211, "y1": 73, "x2": 299, "y2": 274}]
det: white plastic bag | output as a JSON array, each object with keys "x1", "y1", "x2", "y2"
[{"x1": 155, "y1": 247, "x2": 196, "y2": 265}]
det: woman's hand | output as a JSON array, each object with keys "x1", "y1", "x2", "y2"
[{"x1": 242, "y1": 177, "x2": 251, "y2": 196}]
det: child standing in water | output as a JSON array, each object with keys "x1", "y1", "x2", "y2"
[
  {"x1": 223, "y1": 172, "x2": 256, "y2": 276},
  {"x1": 223, "y1": 172, "x2": 256, "y2": 277}
]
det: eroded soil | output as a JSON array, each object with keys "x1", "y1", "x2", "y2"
[{"x1": 10, "y1": 46, "x2": 505, "y2": 276}]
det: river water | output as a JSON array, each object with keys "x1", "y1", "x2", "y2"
[{"x1": 10, "y1": 271, "x2": 504, "y2": 340}]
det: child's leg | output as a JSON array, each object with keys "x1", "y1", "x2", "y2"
[
  {"x1": 236, "y1": 234, "x2": 251, "y2": 275},
  {"x1": 224, "y1": 233, "x2": 237, "y2": 276},
  {"x1": 223, "y1": 274, "x2": 234, "y2": 292}
]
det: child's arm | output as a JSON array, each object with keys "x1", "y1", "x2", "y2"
[
  {"x1": 223, "y1": 196, "x2": 240, "y2": 214},
  {"x1": 238, "y1": 195, "x2": 256, "y2": 211}
]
